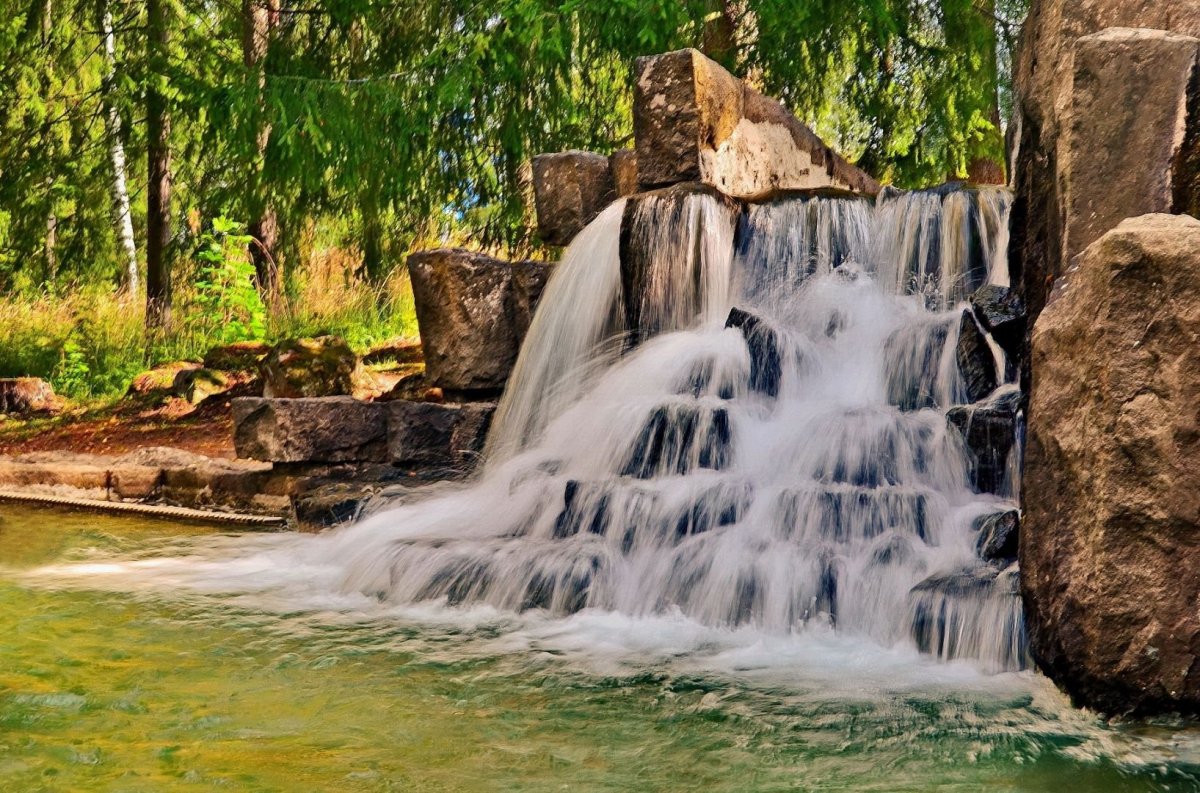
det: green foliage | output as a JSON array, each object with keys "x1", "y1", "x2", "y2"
[
  {"x1": 190, "y1": 217, "x2": 266, "y2": 346},
  {"x1": 1, "y1": 0, "x2": 1029, "y2": 295},
  {"x1": 0, "y1": 0, "x2": 1029, "y2": 403}
]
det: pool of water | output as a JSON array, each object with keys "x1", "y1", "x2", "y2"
[{"x1": 2, "y1": 505, "x2": 1199, "y2": 792}]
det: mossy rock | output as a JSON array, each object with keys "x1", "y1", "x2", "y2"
[{"x1": 260, "y1": 336, "x2": 360, "y2": 399}]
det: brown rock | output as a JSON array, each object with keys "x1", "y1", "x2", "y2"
[
  {"x1": 387, "y1": 400, "x2": 495, "y2": 468},
  {"x1": 232, "y1": 397, "x2": 388, "y2": 463},
  {"x1": 107, "y1": 464, "x2": 163, "y2": 500},
  {"x1": 408, "y1": 249, "x2": 552, "y2": 393},
  {"x1": 609, "y1": 149, "x2": 640, "y2": 197},
  {"x1": 1023, "y1": 214, "x2": 1200, "y2": 716},
  {"x1": 260, "y1": 336, "x2": 359, "y2": 399},
  {"x1": 633, "y1": 49, "x2": 879, "y2": 198},
  {"x1": 1010, "y1": 0, "x2": 1200, "y2": 325},
  {"x1": 532, "y1": 151, "x2": 616, "y2": 246},
  {"x1": 0, "y1": 378, "x2": 58, "y2": 415},
  {"x1": 1063, "y1": 29, "x2": 1200, "y2": 262}
]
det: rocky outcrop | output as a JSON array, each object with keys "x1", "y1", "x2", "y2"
[
  {"x1": 725, "y1": 307, "x2": 781, "y2": 398},
  {"x1": 408, "y1": 249, "x2": 551, "y2": 394},
  {"x1": 532, "y1": 151, "x2": 617, "y2": 246},
  {"x1": 609, "y1": 149, "x2": 639, "y2": 197},
  {"x1": 970, "y1": 285, "x2": 1026, "y2": 362},
  {"x1": 633, "y1": 49, "x2": 880, "y2": 198},
  {"x1": 172, "y1": 367, "x2": 234, "y2": 405},
  {"x1": 260, "y1": 336, "x2": 358, "y2": 399},
  {"x1": 1024, "y1": 214, "x2": 1200, "y2": 716},
  {"x1": 956, "y1": 311, "x2": 998, "y2": 403},
  {"x1": 0, "y1": 378, "x2": 58, "y2": 415},
  {"x1": 232, "y1": 397, "x2": 388, "y2": 464},
  {"x1": 1010, "y1": 1, "x2": 1200, "y2": 326}
]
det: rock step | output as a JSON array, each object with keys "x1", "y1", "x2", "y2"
[
  {"x1": 907, "y1": 563, "x2": 1028, "y2": 671},
  {"x1": 621, "y1": 403, "x2": 732, "y2": 479},
  {"x1": 232, "y1": 397, "x2": 495, "y2": 469}
]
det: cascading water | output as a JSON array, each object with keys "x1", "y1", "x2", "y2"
[{"x1": 315, "y1": 183, "x2": 1028, "y2": 673}]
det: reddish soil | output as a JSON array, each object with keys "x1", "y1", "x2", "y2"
[{"x1": 0, "y1": 395, "x2": 238, "y2": 459}]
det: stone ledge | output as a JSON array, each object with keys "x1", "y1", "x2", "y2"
[{"x1": 232, "y1": 397, "x2": 389, "y2": 464}]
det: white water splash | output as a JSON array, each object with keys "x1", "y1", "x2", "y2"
[{"x1": 24, "y1": 186, "x2": 1026, "y2": 673}]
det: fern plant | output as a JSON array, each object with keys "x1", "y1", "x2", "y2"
[{"x1": 193, "y1": 217, "x2": 266, "y2": 346}]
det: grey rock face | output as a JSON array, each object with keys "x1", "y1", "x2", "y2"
[
  {"x1": 956, "y1": 310, "x2": 998, "y2": 404},
  {"x1": 970, "y1": 284, "x2": 1026, "y2": 360},
  {"x1": 532, "y1": 151, "x2": 616, "y2": 246},
  {"x1": 973, "y1": 510, "x2": 1020, "y2": 563},
  {"x1": 233, "y1": 397, "x2": 388, "y2": 463},
  {"x1": 386, "y1": 400, "x2": 495, "y2": 468},
  {"x1": 1024, "y1": 214, "x2": 1200, "y2": 716},
  {"x1": 408, "y1": 249, "x2": 552, "y2": 394},
  {"x1": 947, "y1": 389, "x2": 1021, "y2": 496}
]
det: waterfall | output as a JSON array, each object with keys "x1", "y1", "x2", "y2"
[{"x1": 328, "y1": 184, "x2": 1026, "y2": 673}]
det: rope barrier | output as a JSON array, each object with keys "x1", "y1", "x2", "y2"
[{"x1": 0, "y1": 490, "x2": 287, "y2": 528}]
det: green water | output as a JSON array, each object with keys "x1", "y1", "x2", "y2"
[{"x1": 1, "y1": 506, "x2": 1198, "y2": 792}]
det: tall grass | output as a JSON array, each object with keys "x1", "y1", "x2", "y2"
[{"x1": 0, "y1": 256, "x2": 419, "y2": 401}]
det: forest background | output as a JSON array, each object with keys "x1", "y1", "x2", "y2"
[{"x1": 0, "y1": 0, "x2": 1026, "y2": 400}]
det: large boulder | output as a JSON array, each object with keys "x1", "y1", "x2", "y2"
[
  {"x1": 232, "y1": 397, "x2": 388, "y2": 463},
  {"x1": 532, "y1": 151, "x2": 616, "y2": 246},
  {"x1": 260, "y1": 336, "x2": 358, "y2": 399},
  {"x1": 408, "y1": 249, "x2": 552, "y2": 394},
  {"x1": 609, "y1": 149, "x2": 639, "y2": 197},
  {"x1": 1010, "y1": 1, "x2": 1200, "y2": 326},
  {"x1": 0, "y1": 378, "x2": 58, "y2": 415},
  {"x1": 387, "y1": 400, "x2": 495, "y2": 468},
  {"x1": 632, "y1": 49, "x2": 880, "y2": 198},
  {"x1": 1023, "y1": 214, "x2": 1200, "y2": 716}
]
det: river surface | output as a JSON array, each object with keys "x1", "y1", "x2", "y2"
[{"x1": 2, "y1": 505, "x2": 1199, "y2": 791}]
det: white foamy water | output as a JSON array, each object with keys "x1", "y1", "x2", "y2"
[{"x1": 22, "y1": 185, "x2": 1031, "y2": 678}]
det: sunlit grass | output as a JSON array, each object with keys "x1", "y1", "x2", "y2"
[{"x1": 0, "y1": 253, "x2": 418, "y2": 401}]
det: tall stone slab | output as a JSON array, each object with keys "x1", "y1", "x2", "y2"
[
  {"x1": 408, "y1": 249, "x2": 552, "y2": 394},
  {"x1": 1063, "y1": 29, "x2": 1200, "y2": 262},
  {"x1": 1024, "y1": 214, "x2": 1200, "y2": 716},
  {"x1": 633, "y1": 49, "x2": 880, "y2": 198},
  {"x1": 1010, "y1": 1, "x2": 1200, "y2": 324}
]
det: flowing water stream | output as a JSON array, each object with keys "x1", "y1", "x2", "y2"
[{"x1": 6, "y1": 186, "x2": 1200, "y2": 790}]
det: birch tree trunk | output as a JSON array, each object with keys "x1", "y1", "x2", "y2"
[{"x1": 100, "y1": 0, "x2": 138, "y2": 297}]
